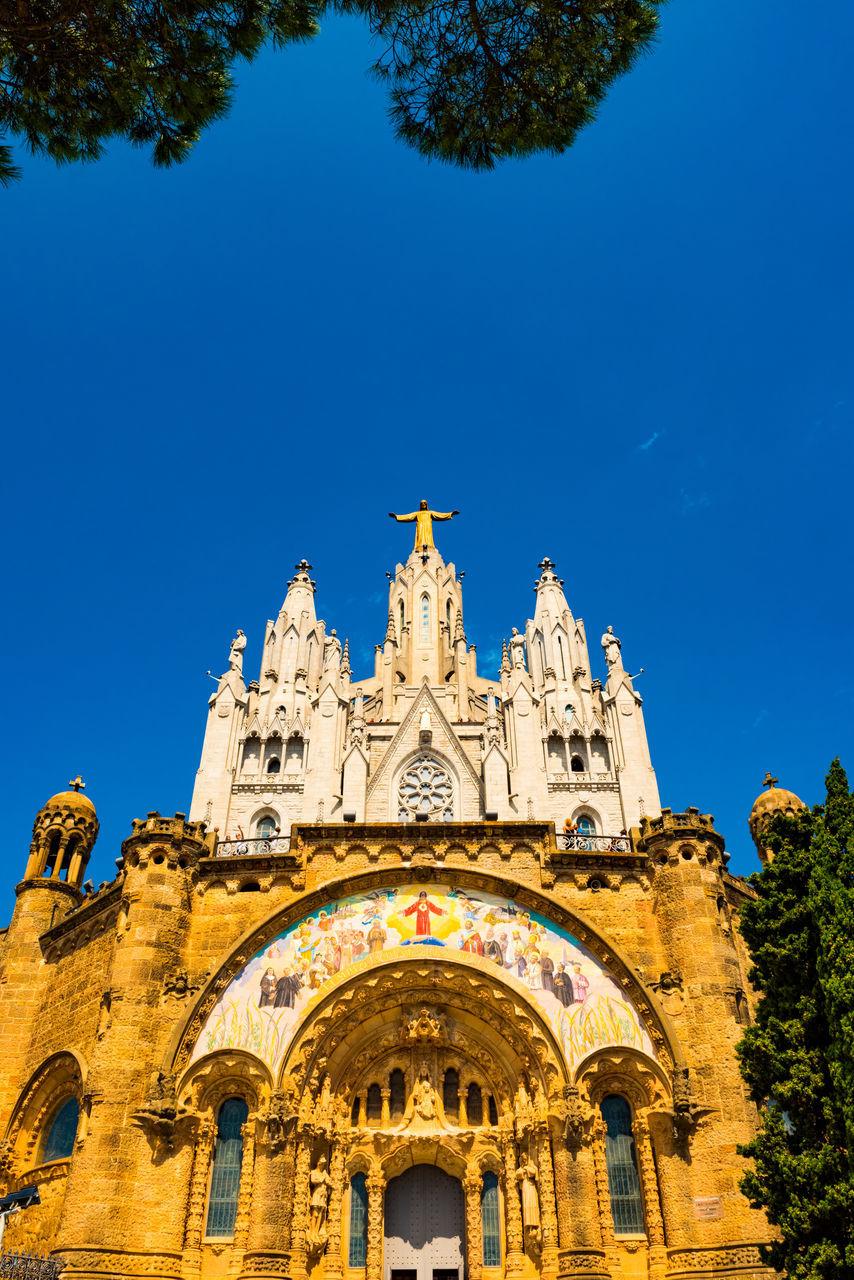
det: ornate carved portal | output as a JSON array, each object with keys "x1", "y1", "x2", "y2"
[{"x1": 194, "y1": 956, "x2": 676, "y2": 1280}]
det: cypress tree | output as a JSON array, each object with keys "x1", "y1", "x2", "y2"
[{"x1": 736, "y1": 760, "x2": 854, "y2": 1279}]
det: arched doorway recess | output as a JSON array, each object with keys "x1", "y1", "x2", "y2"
[{"x1": 384, "y1": 1165, "x2": 465, "y2": 1280}]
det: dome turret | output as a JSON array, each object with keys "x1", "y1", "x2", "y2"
[
  {"x1": 24, "y1": 776, "x2": 99, "y2": 887},
  {"x1": 749, "y1": 772, "x2": 807, "y2": 865}
]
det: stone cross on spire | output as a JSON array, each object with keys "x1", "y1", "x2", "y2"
[
  {"x1": 69, "y1": 776, "x2": 85, "y2": 792},
  {"x1": 762, "y1": 772, "x2": 779, "y2": 790}
]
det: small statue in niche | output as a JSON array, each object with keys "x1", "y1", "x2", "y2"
[
  {"x1": 516, "y1": 1157, "x2": 541, "y2": 1247},
  {"x1": 411, "y1": 1063, "x2": 438, "y2": 1121},
  {"x1": 307, "y1": 1153, "x2": 333, "y2": 1251},
  {"x1": 228, "y1": 630, "x2": 246, "y2": 673}
]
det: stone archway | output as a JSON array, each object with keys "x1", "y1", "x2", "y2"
[{"x1": 384, "y1": 1165, "x2": 466, "y2": 1280}]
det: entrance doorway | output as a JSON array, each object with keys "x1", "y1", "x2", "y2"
[{"x1": 384, "y1": 1166, "x2": 466, "y2": 1280}]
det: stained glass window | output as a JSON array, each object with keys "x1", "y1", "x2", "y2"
[
  {"x1": 481, "y1": 1172, "x2": 501, "y2": 1265},
  {"x1": 420, "y1": 594, "x2": 430, "y2": 642},
  {"x1": 205, "y1": 1097, "x2": 249, "y2": 1238},
  {"x1": 348, "y1": 1172, "x2": 368, "y2": 1267},
  {"x1": 41, "y1": 1097, "x2": 79, "y2": 1163},
  {"x1": 601, "y1": 1095, "x2": 645, "y2": 1235}
]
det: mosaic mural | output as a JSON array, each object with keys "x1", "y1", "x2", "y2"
[{"x1": 190, "y1": 884, "x2": 654, "y2": 1076}]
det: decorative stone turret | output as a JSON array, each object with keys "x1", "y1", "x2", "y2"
[
  {"x1": 23, "y1": 777, "x2": 99, "y2": 888},
  {"x1": 748, "y1": 772, "x2": 807, "y2": 864}
]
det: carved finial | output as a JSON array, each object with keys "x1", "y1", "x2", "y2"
[
  {"x1": 341, "y1": 638, "x2": 350, "y2": 673},
  {"x1": 454, "y1": 610, "x2": 465, "y2": 643},
  {"x1": 537, "y1": 557, "x2": 556, "y2": 574},
  {"x1": 69, "y1": 775, "x2": 85, "y2": 793},
  {"x1": 501, "y1": 639, "x2": 511, "y2": 674},
  {"x1": 385, "y1": 610, "x2": 397, "y2": 645},
  {"x1": 762, "y1": 772, "x2": 778, "y2": 790},
  {"x1": 294, "y1": 559, "x2": 313, "y2": 574}
]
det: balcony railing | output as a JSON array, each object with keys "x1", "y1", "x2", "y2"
[
  {"x1": 556, "y1": 833, "x2": 631, "y2": 852},
  {"x1": 211, "y1": 836, "x2": 291, "y2": 858},
  {"x1": 0, "y1": 1253, "x2": 63, "y2": 1280}
]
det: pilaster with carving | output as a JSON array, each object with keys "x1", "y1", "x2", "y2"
[
  {"x1": 366, "y1": 1172, "x2": 385, "y2": 1280},
  {"x1": 463, "y1": 1170, "x2": 483, "y2": 1280},
  {"x1": 182, "y1": 1116, "x2": 216, "y2": 1276},
  {"x1": 324, "y1": 1141, "x2": 347, "y2": 1280},
  {"x1": 228, "y1": 1119, "x2": 256, "y2": 1278},
  {"x1": 501, "y1": 1137, "x2": 524, "y2": 1276},
  {"x1": 536, "y1": 1129, "x2": 559, "y2": 1277},
  {"x1": 290, "y1": 1134, "x2": 313, "y2": 1280},
  {"x1": 634, "y1": 1119, "x2": 666, "y2": 1278},
  {"x1": 591, "y1": 1118, "x2": 617, "y2": 1265}
]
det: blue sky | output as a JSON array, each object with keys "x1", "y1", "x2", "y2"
[{"x1": 1, "y1": 0, "x2": 852, "y2": 915}]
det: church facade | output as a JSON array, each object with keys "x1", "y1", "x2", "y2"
[{"x1": 0, "y1": 511, "x2": 786, "y2": 1280}]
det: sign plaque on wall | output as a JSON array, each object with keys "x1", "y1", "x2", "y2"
[{"x1": 693, "y1": 1197, "x2": 724, "y2": 1221}]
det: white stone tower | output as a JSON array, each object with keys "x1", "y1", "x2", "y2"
[{"x1": 189, "y1": 513, "x2": 660, "y2": 840}]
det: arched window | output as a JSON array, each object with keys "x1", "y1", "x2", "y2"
[
  {"x1": 399, "y1": 601, "x2": 405, "y2": 635},
  {"x1": 600, "y1": 1095, "x2": 645, "y2": 1236},
  {"x1": 577, "y1": 816, "x2": 595, "y2": 835},
  {"x1": 256, "y1": 816, "x2": 276, "y2": 839},
  {"x1": 43, "y1": 831, "x2": 61, "y2": 877},
  {"x1": 351, "y1": 1096, "x2": 361, "y2": 1126},
  {"x1": 348, "y1": 1171, "x2": 368, "y2": 1267},
  {"x1": 63, "y1": 835, "x2": 79, "y2": 879},
  {"x1": 40, "y1": 1097, "x2": 79, "y2": 1163},
  {"x1": 420, "y1": 593, "x2": 430, "y2": 643},
  {"x1": 487, "y1": 1095, "x2": 499, "y2": 1126},
  {"x1": 285, "y1": 736, "x2": 304, "y2": 771},
  {"x1": 446, "y1": 600, "x2": 452, "y2": 633},
  {"x1": 366, "y1": 1083, "x2": 382, "y2": 1123},
  {"x1": 548, "y1": 736, "x2": 567, "y2": 773},
  {"x1": 443, "y1": 1068, "x2": 459, "y2": 1122},
  {"x1": 389, "y1": 1069, "x2": 406, "y2": 1121},
  {"x1": 481, "y1": 1171, "x2": 501, "y2": 1266},
  {"x1": 564, "y1": 704, "x2": 574, "y2": 722},
  {"x1": 205, "y1": 1097, "x2": 249, "y2": 1238},
  {"x1": 467, "y1": 1082, "x2": 483, "y2": 1126},
  {"x1": 266, "y1": 756, "x2": 281, "y2": 774},
  {"x1": 570, "y1": 755, "x2": 585, "y2": 773}
]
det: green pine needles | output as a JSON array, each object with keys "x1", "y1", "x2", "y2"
[
  {"x1": 0, "y1": 0, "x2": 663, "y2": 183},
  {"x1": 736, "y1": 759, "x2": 854, "y2": 1279}
]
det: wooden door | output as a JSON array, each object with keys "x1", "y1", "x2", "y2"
[{"x1": 384, "y1": 1166, "x2": 466, "y2": 1280}]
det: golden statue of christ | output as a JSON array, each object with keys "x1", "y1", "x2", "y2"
[{"x1": 389, "y1": 500, "x2": 459, "y2": 552}]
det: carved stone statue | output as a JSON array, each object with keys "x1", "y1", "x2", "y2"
[
  {"x1": 308, "y1": 1153, "x2": 332, "y2": 1242},
  {"x1": 228, "y1": 630, "x2": 246, "y2": 673},
  {"x1": 412, "y1": 1063, "x2": 438, "y2": 1120},
  {"x1": 601, "y1": 626, "x2": 623, "y2": 670},
  {"x1": 509, "y1": 627, "x2": 526, "y2": 670},
  {"x1": 323, "y1": 629, "x2": 342, "y2": 671},
  {"x1": 516, "y1": 1158, "x2": 541, "y2": 1231},
  {"x1": 389, "y1": 500, "x2": 459, "y2": 553}
]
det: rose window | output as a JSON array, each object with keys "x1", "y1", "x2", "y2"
[{"x1": 398, "y1": 757, "x2": 454, "y2": 821}]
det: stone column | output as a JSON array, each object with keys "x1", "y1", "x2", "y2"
[
  {"x1": 290, "y1": 1134, "x2": 313, "y2": 1280},
  {"x1": 463, "y1": 1170, "x2": 483, "y2": 1280},
  {"x1": 501, "y1": 1138, "x2": 524, "y2": 1277},
  {"x1": 182, "y1": 1118, "x2": 216, "y2": 1280},
  {"x1": 591, "y1": 1121, "x2": 618, "y2": 1270},
  {"x1": 358, "y1": 1096, "x2": 367, "y2": 1128},
  {"x1": 240, "y1": 1136, "x2": 296, "y2": 1280},
  {"x1": 366, "y1": 1173, "x2": 385, "y2": 1280},
  {"x1": 536, "y1": 1130, "x2": 559, "y2": 1278},
  {"x1": 380, "y1": 1089, "x2": 391, "y2": 1129},
  {"x1": 634, "y1": 1120, "x2": 666, "y2": 1280},
  {"x1": 324, "y1": 1141, "x2": 347, "y2": 1280},
  {"x1": 228, "y1": 1121, "x2": 257, "y2": 1278}
]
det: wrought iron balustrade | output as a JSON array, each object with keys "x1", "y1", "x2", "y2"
[
  {"x1": 0, "y1": 1252, "x2": 63, "y2": 1280},
  {"x1": 556, "y1": 834, "x2": 631, "y2": 852},
  {"x1": 212, "y1": 836, "x2": 291, "y2": 858}
]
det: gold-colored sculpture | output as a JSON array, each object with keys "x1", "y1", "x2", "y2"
[{"x1": 389, "y1": 500, "x2": 459, "y2": 552}]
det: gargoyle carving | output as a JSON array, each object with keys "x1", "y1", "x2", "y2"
[{"x1": 131, "y1": 1071, "x2": 198, "y2": 1148}]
